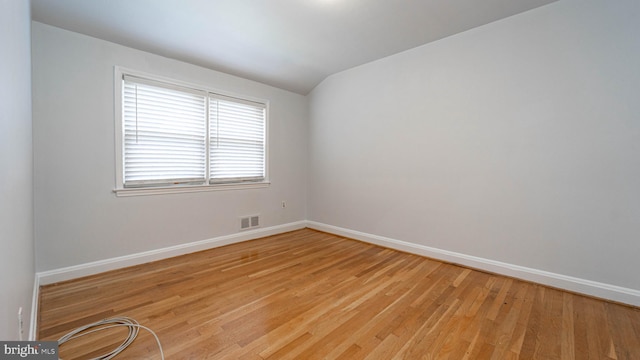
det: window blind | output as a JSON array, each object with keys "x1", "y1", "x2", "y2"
[
  {"x1": 123, "y1": 77, "x2": 207, "y2": 187},
  {"x1": 209, "y1": 95, "x2": 266, "y2": 183},
  {"x1": 120, "y1": 73, "x2": 267, "y2": 189}
]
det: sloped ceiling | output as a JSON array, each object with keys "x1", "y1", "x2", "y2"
[{"x1": 31, "y1": 0, "x2": 558, "y2": 94}]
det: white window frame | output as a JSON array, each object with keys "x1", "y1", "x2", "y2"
[{"x1": 113, "y1": 66, "x2": 269, "y2": 197}]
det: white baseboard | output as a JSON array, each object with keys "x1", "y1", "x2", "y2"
[
  {"x1": 306, "y1": 221, "x2": 640, "y2": 307},
  {"x1": 37, "y1": 221, "x2": 306, "y2": 286},
  {"x1": 32, "y1": 218, "x2": 640, "y2": 337},
  {"x1": 29, "y1": 275, "x2": 39, "y2": 341}
]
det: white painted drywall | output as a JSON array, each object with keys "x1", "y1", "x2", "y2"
[
  {"x1": 32, "y1": 22, "x2": 308, "y2": 272},
  {"x1": 0, "y1": 0, "x2": 35, "y2": 340},
  {"x1": 308, "y1": 0, "x2": 640, "y2": 291}
]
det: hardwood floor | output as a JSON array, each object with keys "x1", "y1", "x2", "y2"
[{"x1": 39, "y1": 229, "x2": 640, "y2": 359}]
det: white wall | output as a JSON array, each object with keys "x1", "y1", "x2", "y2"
[
  {"x1": 0, "y1": 0, "x2": 35, "y2": 340},
  {"x1": 309, "y1": 0, "x2": 640, "y2": 294},
  {"x1": 32, "y1": 22, "x2": 308, "y2": 272}
]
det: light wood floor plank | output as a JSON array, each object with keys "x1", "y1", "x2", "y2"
[{"x1": 38, "y1": 229, "x2": 640, "y2": 359}]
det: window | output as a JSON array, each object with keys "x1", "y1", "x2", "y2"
[{"x1": 114, "y1": 68, "x2": 268, "y2": 196}]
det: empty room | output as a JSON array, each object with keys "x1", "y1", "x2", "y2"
[{"x1": 2, "y1": 0, "x2": 640, "y2": 358}]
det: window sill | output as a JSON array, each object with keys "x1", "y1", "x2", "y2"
[{"x1": 114, "y1": 181, "x2": 270, "y2": 197}]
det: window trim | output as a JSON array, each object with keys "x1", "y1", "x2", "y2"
[{"x1": 113, "y1": 66, "x2": 270, "y2": 197}]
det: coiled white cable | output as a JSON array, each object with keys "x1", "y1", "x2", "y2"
[{"x1": 57, "y1": 316, "x2": 164, "y2": 360}]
